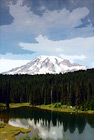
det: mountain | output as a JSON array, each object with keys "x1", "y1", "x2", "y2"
[{"x1": 3, "y1": 55, "x2": 87, "y2": 75}]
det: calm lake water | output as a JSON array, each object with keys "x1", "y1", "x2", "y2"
[{"x1": 0, "y1": 107, "x2": 94, "y2": 140}]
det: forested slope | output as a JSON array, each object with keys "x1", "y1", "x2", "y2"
[{"x1": 0, "y1": 69, "x2": 94, "y2": 110}]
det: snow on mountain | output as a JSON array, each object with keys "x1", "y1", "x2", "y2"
[{"x1": 3, "y1": 55, "x2": 87, "y2": 75}]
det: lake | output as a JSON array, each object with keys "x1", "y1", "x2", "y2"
[{"x1": 0, "y1": 107, "x2": 94, "y2": 140}]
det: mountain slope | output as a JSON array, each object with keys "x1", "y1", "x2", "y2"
[{"x1": 3, "y1": 55, "x2": 87, "y2": 75}]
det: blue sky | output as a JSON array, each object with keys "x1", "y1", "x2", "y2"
[{"x1": 0, "y1": 0, "x2": 94, "y2": 73}]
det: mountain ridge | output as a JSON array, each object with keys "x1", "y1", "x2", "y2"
[{"x1": 3, "y1": 55, "x2": 87, "y2": 75}]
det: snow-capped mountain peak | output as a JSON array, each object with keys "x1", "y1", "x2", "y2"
[{"x1": 3, "y1": 55, "x2": 87, "y2": 75}]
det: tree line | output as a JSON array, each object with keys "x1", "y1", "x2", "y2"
[{"x1": 0, "y1": 69, "x2": 94, "y2": 110}]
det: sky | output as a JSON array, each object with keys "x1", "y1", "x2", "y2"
[{"x1": 0, "y1": 0, "x2": 94, "y2": 73}]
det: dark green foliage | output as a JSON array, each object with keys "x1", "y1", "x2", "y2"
[
  {"x1": 0, "y1": 69, "x2": 94, "y2": 110},
  {"x1": 18, "y1": 134, "x2": 42, "y2": 140},
  {"x1": 19, "y1": 134, "x2": 31, "y2": 140},
  {"x1": 53, "y1": 102, "x2": 62, "y2": 108},
  {"x1": 18, "y1": 134, "x2": 69, "y2": 140},
  {"x1": 31, "y1": 134, "x2": 42, "y2": 140},
  {"x1": 0, "y1": 123, "x2": 5, "y2": 128}
]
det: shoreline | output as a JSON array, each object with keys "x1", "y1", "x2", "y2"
[
  {"x1": 1, "y1": 103, "x2": 94, "y2": 114},
  {"x1": 0, "y1": 123, "x2": 31, "y2": 140},
  {"x1": 9, "y1": 103, "x2": 94, "y2": 115},
  {"x1": 35, "y1": 105, "x2": 94, "y2": 114}
]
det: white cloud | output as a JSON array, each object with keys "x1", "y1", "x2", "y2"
[
  {"x1": 0, "y1": 1, "x2": 94, "y2": 71},
  {"x1": 0, "y1": 52, "x2": 43, "y2": 73},
  {"x1": 19, "y1": 34, "x2": 94, "y2": 56},
  {"x1": 60, "y1": 54, "x2": 86, "y2": 63},
  {"x1": 19, "y1": 35, "x2": 64, "y2": 53},
  {"x1": 0, "y1": 53, "x2": 36, "y2": 60},
  {"x1": 19, "y1": 35, "x2": 94, "y2": 67},
  {"x1": 0, "y1": 35, "x2": 93, "y2": 73},
  {"x1": 0, "y1": 58, "x2": 30, "y2": 73},
  {"x1": 1, "y1": 0, "x2": 92, "y2": 38}
]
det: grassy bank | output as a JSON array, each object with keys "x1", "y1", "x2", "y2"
[
  {"x1": 9, "y1": 103, "x2": 94, "y2": 114},
  {"x1": 1, "y1": 103, "x2": 94, "y2": 114},
  {"x1": 0, "y1": 123, "x2": 31, "y2": 140},
  {"x1": 0, "y1": 103, "x2": 7, "y2": 111},
  {"x1": 0, "y1": 103, "x2": 30, "y2": 111},
  {"x1": 9, "y1": 102, "x2": 94, "y2": 114},
  {"x1": 36, "y1": 103, "x2": 94, "y2": 114},
  {"x1": 10, "y1": 103, "x2": 30, "y2": 108}
]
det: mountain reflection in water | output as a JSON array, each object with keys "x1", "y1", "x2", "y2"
[
  {"x1": 0, "y1": 107, "x2": 94, "y2": 140},
  {"x1": 9, "y1": 118, "x2": 63, "y2": 139}
]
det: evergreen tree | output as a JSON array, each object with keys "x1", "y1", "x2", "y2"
[{"x1": 0, "y1": 68, "x2": 94, "y2": 110}]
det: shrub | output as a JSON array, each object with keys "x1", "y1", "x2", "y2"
[
  {"x1": 18, "y1": 134, "x2": 42, "y2": 140},
  {"x1": 18, "y1": 134, "x2": 69, "y2": 140},
  {"x1": 18, "y1": 134, "x2": 31, "y2": 140},
  {"x1": 0, "y1": 123, "x2": 5, "y2": 128},
  {"x1": 53, "y1": 103, "x2": 61, "y2": 108},
  {"x1": 31, "y1": 134, "x2": 42, "y2": 140}
]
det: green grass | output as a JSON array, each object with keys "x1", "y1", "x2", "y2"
[
  {"x1": 0, "y1": 103, "x2": 7, "y2": 111},
  {"x1": 0, "y1": 103, "x2": 6, "y2": 107},
  {"x1": 0, "y1": 103, "x2": 30, "y2": 111},
  {"x1": 10, "y1": 103, "x2": 30, "y2": 108},
  {"x1": 18, "y1": 134, "x2": 69, "y2": 140},
  {"x1": 37, "y1": 103, "x2": 94, "y2": 114},
  {"x1": 0, "y1": 123, "x2": 5, "y2": 128},
  {"x1": 37, "y1": 103, "x2": 76, "y2": 112},
  {"x1": 1, "y1": 102, "x2": 94, "y2": 114},
  {"x1": 0, "y1": 123, "x2": 31, "y2": 140},
  {"x1": 0, "y1": 122, "x2": 69, "y2": 140}
]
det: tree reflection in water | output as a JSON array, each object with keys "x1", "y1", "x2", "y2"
[{"x1": 0, "y1": 107, "x2": 94, "y2": 140}]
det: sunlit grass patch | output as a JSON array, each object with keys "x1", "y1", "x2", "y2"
[
  {"x1": 38, "y1": 103, "x2": 76, "y2": 113},
  {"x1": 0, "y1": 123, "x2": 31, "y2": 140},
  {"x1": 10, "y1": 103, "x2": 30, "y2": 108},
  {"x1": 0, "y1": 123, "x2": 6, "y2": 128}
]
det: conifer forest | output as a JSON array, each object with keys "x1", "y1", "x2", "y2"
[{"x1": 0, "y1": 69, "x2": 94, "y2": 110}]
